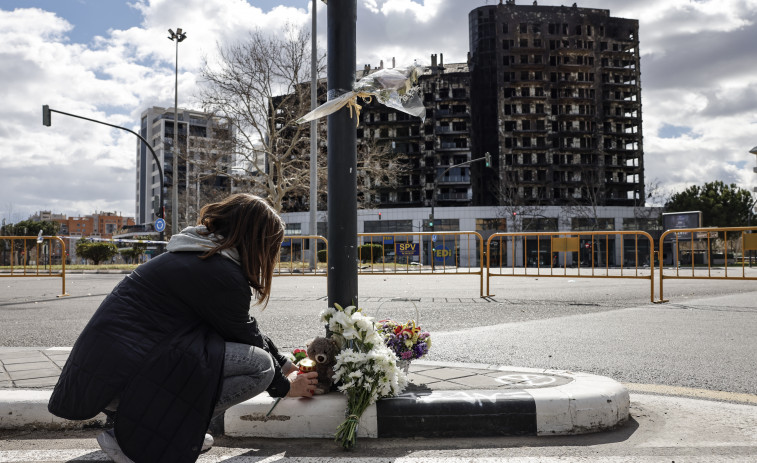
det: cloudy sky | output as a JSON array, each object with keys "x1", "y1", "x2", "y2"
[{"x1": 1, "y1": 0, "x2": 756, "y2": 223}]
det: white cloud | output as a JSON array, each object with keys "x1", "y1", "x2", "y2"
[{"x1": 1, "y1": 0, "x2": 756, "y2": 223}]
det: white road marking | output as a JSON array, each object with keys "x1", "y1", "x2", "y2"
[{"x1": 0, "y1": 451, "x2": 754, "y2": 463}]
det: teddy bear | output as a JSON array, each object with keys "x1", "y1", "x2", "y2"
[{"x1": 306, "y1": 336, "x2": 339, "y2": 394}]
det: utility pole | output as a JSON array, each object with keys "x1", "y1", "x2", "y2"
[
  {"x1": 168, "y1": 28, "x2": 187, "y2": 236},
  {"x1": 309, "y1": 0, "x2": 319, "y2": 270},
  {"x1": 326, "y1": 0, "x2": 358, "y2": 309}
]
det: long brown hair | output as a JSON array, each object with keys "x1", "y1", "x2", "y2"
[{"x1": 197, "y1": 194, "x2": 285, "y2": 305}]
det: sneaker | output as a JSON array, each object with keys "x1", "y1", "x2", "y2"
[
  {"x1": 201, "y1": 433, "x2": 214, "y2": 453},
  {"x1": 96, "y1": 429, "x2": 135, "y2": 463}
]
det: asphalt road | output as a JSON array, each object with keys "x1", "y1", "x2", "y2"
[
  {"x1": 1, "y1": 271, "x2": 756, "y2": 461},
  {"x1": 2, "y1": 393, "x2": 757, "y2": 461},
  {"x1": 1, "y1": 271, "x2": 755, "y2": 395}
]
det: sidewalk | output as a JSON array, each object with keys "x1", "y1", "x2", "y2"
[{"x1": 0, "y1": 347, "x2": 628, "y2": 437}]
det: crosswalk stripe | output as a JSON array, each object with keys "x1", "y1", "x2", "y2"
[{"x1": 0, "y1": 451, "x2": 755, "y2": 463}]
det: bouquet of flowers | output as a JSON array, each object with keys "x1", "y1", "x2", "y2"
[
  {"x1": 378, "y1": 320, "x2": 431, "y2": 361},
  {"x1": 320, "y1": 304, "x2": 407, "y2": 449}
]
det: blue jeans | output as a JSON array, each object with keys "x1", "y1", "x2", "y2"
[
  {"x1": 105, "y1": 342, "x2": 276, "y2": 420},
  {"x1": 212, "y1": 342, "x2": 276, "y2": 418}
]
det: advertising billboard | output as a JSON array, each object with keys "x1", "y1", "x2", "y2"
[{"x1": 662, "y1": 211, "x2": 702, "y2": 241}]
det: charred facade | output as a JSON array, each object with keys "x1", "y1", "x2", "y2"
[
  {"x1": 469, "y1": 1, "x2": 644, "y2": 207},
  {"x1": 356, "y1": 57, "x2": 472, "y2": 209}
]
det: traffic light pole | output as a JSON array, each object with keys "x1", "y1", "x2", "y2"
[
  {"x1": 429, "y1": 152, "x2": 490, "y2": 268},
  {"x1": 42, "y1": 105, "x2": 165, "y2": 246}
]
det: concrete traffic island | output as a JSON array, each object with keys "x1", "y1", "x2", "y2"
[
  {"x1": 0, "y1": 349, "x2": 628, "y2": 436},
  {"x1": 225, "y1": 360, "x2": 630, "y2": 438}
]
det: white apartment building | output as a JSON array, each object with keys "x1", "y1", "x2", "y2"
[{"x1": 136, "y1": 107, "x2": 233, "y2": 229}]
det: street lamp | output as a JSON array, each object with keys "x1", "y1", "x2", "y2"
[
  {"x1": 168, "y1": 27, "x2": 187, "y2": 236},
  {"x1": 309, "y1": 0, "x2": 319, "y2": 269},
  {"x1": 309, "y1": 0, "x2": 328, "y2": 270},
  {"x1": 42, "y1": 105, "x2": 166, "y2": 246}
]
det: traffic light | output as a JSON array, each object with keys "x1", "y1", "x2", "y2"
[
  {"x1": 378, "y1": 212, "x2": 382, "y2": 220},
  {"x1": 42, "y1": 105, "x2": 51, "y2": 127},
  {"x1": 484, "y1": 151, "x2": 491, "y2": 167},
  {"x1": 153, "y1": 196, "x2": 161, "y2": 217},
  {"x1": 428, "y1": 213, "x2": 434, "y2": 228}
]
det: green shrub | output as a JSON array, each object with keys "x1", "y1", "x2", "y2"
[
  {"x1": 317, "y1": 249, "x2": 328, "y2": 263},
  {"x1": 75, "y1": 240, "x2": 118, "y2": 265}
]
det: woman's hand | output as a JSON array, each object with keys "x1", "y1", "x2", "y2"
[{"x1": 285, "y1": 371, "x2": 318, "y2": 397}]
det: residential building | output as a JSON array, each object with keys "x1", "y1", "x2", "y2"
[
  {"x1": 136, "y1": 107, "x2": 233, "y2": 231},
  {"x1": 353, "y1": 2, "x2": 644, "y2": 213},
  {"x1": 29, "y1": 211, "x2": 66, "y2": 223},
  {"x1": 356, "y1": 56, "x2": 473, "y2": 211},
  {"x1": 44, "y1": 211, "x2": 134, "y2": 263},
  {"x1": 469, "y1": 1, "x2": 644, "y2": 207}
]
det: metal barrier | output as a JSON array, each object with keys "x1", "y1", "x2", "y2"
[
  {"x1": 358, "y1": 231, "x2": 486, "y2": 298},
  {"x1": 0, "y1": 236, "x2": 69, "y2": 297},
  {"x1": 486, "y1": 231, "x2": 656, "y2": 301},
  {"x1": 657, "y1": 227, "x2": 757, "y2": 302},
  {"x1": 275, "y1": 235, "x2": 329, "y2": 276}
]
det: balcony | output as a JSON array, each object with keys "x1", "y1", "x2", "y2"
[
  {"x1": 437, "y1": 143, "x2": 469, "y2": 151},
  {"x1": 437, "y1": 192, "x2": 470, "y2": 201},
  {"x1": 438, "y1": 175, "x2": 471, "y2": 184},
  {"x1": 435, "y1": 126, "x2": 469, "y2": 135},
  {"x1": 435, "y1": 108, "x2": 470, "y2": 118}
]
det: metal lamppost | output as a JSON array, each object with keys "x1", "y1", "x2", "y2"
[
  {"x1": 168, "y1": 28, "x2": 187, "y2": 236},
  {"x1": 309, "y1": 0, "x2": 319, "y2": 269},
  {"x1": 326, "y1": 0, "x2": 358, "y2": 309},
  {"x1": 308, "y1": 0, "x2": 329, "y2": 270}
]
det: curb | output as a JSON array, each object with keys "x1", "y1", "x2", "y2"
[
  {"x1": 0, "y1": 362, "x2": 629, "y2": 437},
  {"x1": 0, "y1": 390, "x2": 106, "y2": 430},
  {"x1": 226, "y1": 361, "x2": 629, "y2": 438}
]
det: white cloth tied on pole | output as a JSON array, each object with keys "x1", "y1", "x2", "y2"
[{"x1": 296, "y1": 65, "x2": 426, "y2": 127}]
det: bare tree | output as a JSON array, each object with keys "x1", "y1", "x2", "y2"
[
  {"x1": 560, "y1": 170, "x2": 605, "y2": 231},
  {"x1": 630, "y1": 178, "x2": 667, "y2": 232},
  {"x1": 494, "y1": 175, "x2": 550, "y2": 232},
  {"x1": 354, "y1": 137, "x2": 410, "y2": 209},
  {"x1": 198, "y1": 25, "x2": 322, "y2": 212}
]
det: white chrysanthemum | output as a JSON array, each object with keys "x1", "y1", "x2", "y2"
[{"x1": 320, "y1": 307, "x2": 336, "y2": 323}]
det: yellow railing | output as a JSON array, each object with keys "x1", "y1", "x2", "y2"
[
  {"x1": 657, "y1": 227, "x2": 757, "y2": 302},
  {"x1": 0, "y1": 236, "x2": 69, "y2": 297},
  {"x1": 358, "y1": 231, "x2": 486, "y2": 298},
  {"x1": 275, "y1": 235, "x2": 329, "y2": 276},
  {"x1": 486, "y1": 231, "x2": 656, "y2": 301}
]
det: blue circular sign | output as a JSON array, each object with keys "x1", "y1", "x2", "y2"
[{"x1": 154, "y1": 218, "x2": 166, "y2": 232}]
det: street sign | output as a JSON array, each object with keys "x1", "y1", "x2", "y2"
[
  {"x1": 432, "y1": 234, "x2": 437, "y2": 242},
  {"x1": 433, "y1": 245, "x2": 452, "y2": 262},
  {"x1": 154, "y1": 218, "x2": 166, "y2": 232},
  {"x1": 395, "y1": 242, "x2": 419, "y2": 256}
]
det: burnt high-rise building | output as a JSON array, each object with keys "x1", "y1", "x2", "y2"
[{"x1": 469, "y1": 1, "x2": 644, "y2": 207}]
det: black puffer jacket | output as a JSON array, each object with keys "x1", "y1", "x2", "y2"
[{"x1": 48, "y1": 251, "x2": 290, "y2": 462}]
